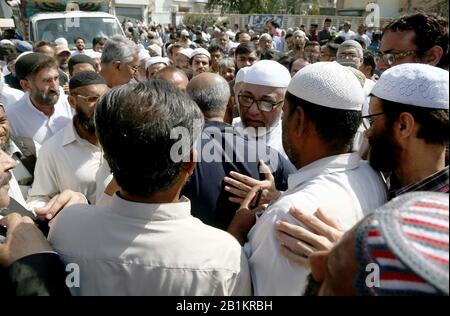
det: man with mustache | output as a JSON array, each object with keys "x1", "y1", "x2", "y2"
[
  {"x1": 275, "y1": 63, "x2": 449, "y2": 269},
  {"x1": 27, "y1": 72, "x2": 108, "y2": 209},
  {"x1": 5, "y1": 53, "x2": 74, "y2": 146}
]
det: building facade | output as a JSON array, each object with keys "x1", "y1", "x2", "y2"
[{"x1": 336, "y1": 0, "x2": 442, "y2": 18}]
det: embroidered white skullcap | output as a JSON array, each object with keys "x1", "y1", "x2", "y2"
[
  {"x1": 180, "y1": 29, "x2": 190, "y2": 37},
  {"x1": 190, "y1": 48, "x2": 211, "y2": 60},
  {"x1": 288, "y1": 61, "x2": 365, "y2": 111},
  {"x1": 235, "y1": 67, "x2": 247, "y2": 84},
  {"x1": 145, "y1": 57, "x2": 169, "y2": 70},
  {"x1": 179, "y1": 48, "x2": 193, "y2": 58},
  {"x1": 242, "y1": 60, "x2": 291, "y2": 88},
  {"x1": 371, "y1": 63, "x2": 449, "y2": 110}
]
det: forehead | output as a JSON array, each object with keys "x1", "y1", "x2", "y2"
[
  {"x1": 73, "y1": 84, "x2": 108, "y2": 95},
  {"x1": 35, "y1": 66, "x2": 59, "y2": 79},
  {"x1": 339, "y1": 46, "x2": 359, "y2": 54},
  {"x1": 380, "y1": 30, "x2": 416, "y2": 52},
  {"x1": 241, "y1": 82, "x2": 284, "y2": 98},
  {"x1": 193, "y1": 55, "x2": 209, "y2": 62}
]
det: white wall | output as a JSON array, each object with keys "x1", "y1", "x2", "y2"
[{"x1": 340, "y1": 0, "x2": 400, "y2": 18}]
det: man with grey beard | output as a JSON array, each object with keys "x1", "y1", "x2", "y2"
[
  {"x1": 5, "y1": 53, "x2": 73, "y2": 145},
  {"x1": 27, "y1": 72, "x2": 108, "y2": 209}
]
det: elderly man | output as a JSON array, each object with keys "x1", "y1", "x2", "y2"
[
  {"x1": 184, "y1": 72, "x2": 294, "y2": 230},
  {"x1": 189, "y1": 48, "x2": 211, "y2": 77},
  {"x1": 258, "y1": 33, "x2": 273, "y2": 55},
  {"x1": 145, "y1": 56, "x2": 169, "y2": 79},
  {"x1": 48, "y1": 81, "x2": 251, "y2": 296},
  {"x1": 135, "y1": 47, "x2": 150, "y2": 81},
  {"x1": 377, "y1": 13, "x2": 448, "y2": 73},
  {"x1": 289, "y1": 30, "x2": 308, "y2": 59},
  {"x1": 232, "y1": 60, "x2": 291, "y2": 157},
  {"x1": 99, "y1": 36, "x2": 139, "y2": 87},
  {"x1": 307, "y1": 192, "x2": 448, "y2": 296},
  {"x1": 5, "y1": 53, "x2": 73, "y2": 145},
  {"x1": 242, "y1": 62, "x2": 387, "y2": 296},
  {"x1": 27, "y1": 72, "x2": 108, "y2": 209}
]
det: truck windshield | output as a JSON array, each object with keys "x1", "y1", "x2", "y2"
[{"x1": 35, "y1": 17, "x2": 123, "y2": 49}]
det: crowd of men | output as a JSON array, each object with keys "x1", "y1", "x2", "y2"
[{"x1": 0, "y1": 12, "x2": 448, "y2": 296}]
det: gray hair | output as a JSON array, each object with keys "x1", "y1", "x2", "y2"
[
  {"x1": 187, "y1": 75, "x2": 231, "y2": 117},
  {"x1": 338, "y1": 40, "x2": 364, "y2": 58},
  {"x1": 260, "y1": 33, "x2": 272, "y2": 41},
  {"x1": 218, "y1": 58, "x2": 235, "y2": 70},
  {"x1": 101, "y1": 35, "x2": 138, "y2": 65}
]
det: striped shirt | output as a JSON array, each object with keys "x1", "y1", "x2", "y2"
[{"x1": 389, "y1": 167, "x2": 449, "y2": 200}]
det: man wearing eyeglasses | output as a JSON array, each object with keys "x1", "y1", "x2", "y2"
[
  {"x1": 99, "y1": 36, "x2": 139, "y2": 88},
  {"x1": 27, "y1": 72, "x2": 108, "y2": 209},
  {"x1": 376, "y1": 12, "x2": 448, "y2": 74},
  {"x1": 232, "y1": 60, "x2": 291, "y2": 158}
]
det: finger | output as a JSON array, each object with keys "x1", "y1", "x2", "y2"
[
  {"x1": 259, "y1": 160, "x2": 275, "y2": 182},
  {"x1": 289, "y1": 207, "x2": 328, "y2": 235},
  {"x1": 276, "y1": 231, "x2": 316, "y2": 258},
  {"x1": 275, "y1": 219, "x2": 324, "y2": 250},
  {"x1": 224, "y1": 186, "x2": 248, "y2": 198},
  {"x1": 240, "y1": 186, "x2": 262, "y2": 210},
  {"x1": 279, "y1": 244, "x2": 309, "y2": 268},
  {"x1": 35, "y1": 196, "x2": 58, "y2": 220},
  {"x1": 229, "y1": 197, "x2": 244, "y2": 204},
  {"x1": 315, "y1": 208, "x2": 345, "y2": 231},
  {"x1": 224, "y1": 177, "x2": 252, "y2": 192},
  {"x1": 228, "y1": 172, "x2": 260, "y2": 188},
  {"x1": 0, "y1": 213, "x2": 24, "y2": 232}
]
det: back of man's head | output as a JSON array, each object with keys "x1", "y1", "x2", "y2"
[
  {"x1": 153, "y1": 66, "x2": 189, "y2": 92},
  {"x1": 95, "y1": 80, "x2": 203, "y2": 196},
  {"x1": 187, "y1": 72, "x2": 230, "y2": 119}
]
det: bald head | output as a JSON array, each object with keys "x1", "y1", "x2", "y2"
[
  {"x1": 154, "y1": 66, "x2": 189, "y2": 92},
  {"x1": 187, "y1": 72, "x2": 231, "y2": 119}
]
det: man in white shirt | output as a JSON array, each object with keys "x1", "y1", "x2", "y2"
[
  {"x1": 338, "y1": 21, "x2": 357, "y2": 41},
  {"x1": 233, "y1": 60, "x2": 291, "y2": 158},
  {"x1": 48, "y1": 80, "x2": 252, "y2": 296},
  {"x1": 243, "y1": 62, "x2": 387, "y2": 296},
  {"x1": 27, "y1": 72, "x2": 108, "y2": 210},
  {"x1": 5, "y1": 53, "x2": 73, "y2": 146},
  {"x1": 70, "y1": 37, "x2": 86, "y2": 57}
]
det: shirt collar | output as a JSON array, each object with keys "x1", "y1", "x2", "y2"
[
  {"x1": 61, "y1": 122, "x2": 98, "y2": 148},
  {"x1": 107, "y1": 193, "x2": 192, "y2": 222},
  {"x1": 287, "y1": 153, "x2": 362, "y2": 190},
  {"x1": 25, "y1": 93, "x2": 48, "y2": 118}
]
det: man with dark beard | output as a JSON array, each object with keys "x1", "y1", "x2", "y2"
[
  {"x1": 5, "y1": 53, "x2": 74, "y2": 145},
  {"x1": 366, "y1": 63, "x2": 449, "y2": 198},
  {"x1": 27, "y1": 72, "x2": 108, "y2": 209}
]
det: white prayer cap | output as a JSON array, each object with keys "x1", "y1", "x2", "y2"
[
  {"x1": 338, "y1": 40, "x2": 363, "y2": 56},
  {"x1": 54, "y1": 37, "x2": 68, "y2": 46},
  {"x1": 138, "y1": 49, "x2": 150, "y2": 61},
  {"x1": 260, "y1": 33, "x2": 272, "y2": 41},
  {"x1": 243, "y1": 60, "x2": 291, "y2": 88},
  {"x1": 145, "y1": 57, "x2": 169, "y2": 70},
  {"x1": 190, "y1": 48, "x2": 211, "y2": 60},
  {"x1": 235, "y1": 67, "x2": 247, "y2": 84},
  {"x1": 371, "y1": 63, "x2": 449, "y2": 110},
  {"x1": 148, "y1": 44, "x2": 162, "y2": 57},
  {"x1": 293, "y1": 30, "x2": 308, "y2": 39},
  {"x1": 288, "y1": 62, "x2": 365, "y2": 111},
  {"x1": 180, "y1": 29, "x2": 189, "y2": 37},
  {"x1": 0, "y1": 39, "x2": 14, "y2": 46},
  {"x1": 179, "y1": 48, "x2": 194, "y2": 58}
]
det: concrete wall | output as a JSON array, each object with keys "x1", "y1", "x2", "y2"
[{"x1": 337, "y1": 0, "x2": 401, "y2": 18}]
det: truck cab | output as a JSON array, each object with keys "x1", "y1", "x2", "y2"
[{"x1": 29, "y1": 11, "x2": 125, "y2": 49}]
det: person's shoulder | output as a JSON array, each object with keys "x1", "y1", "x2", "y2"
[
  {"x1": 39, "y1": 125, "x2": 67, "y2": 152},
  {"x1": 5, "y1": 93, "x2": 27, "y2": 115}
]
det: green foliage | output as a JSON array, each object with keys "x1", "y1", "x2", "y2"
[
  {"x1": 430, "y1": 0, "x2": 449, "y2": 18},
  {"x1": 182, "y1": 14, "x2": 220, "y2": 28},
  {"x1": 206, "y1": 0, "x2": 306, "y2": 14},
  {"x1": 308, "y1": 3, "x2": 320, "y2": 15}
]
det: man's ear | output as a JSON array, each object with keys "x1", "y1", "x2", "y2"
[
  {"x1": 20, "y1": 79, "x2": 31, "y2": 93},
  {"x1": 67, "y1": 94, "x2": 76, "y2": 110},
  {"x1": 421, "y1": 45, "x2": 444, "y2": 66},
  {"x1": 182, "y1": 149, "x2": 197, "y2": 177},
  {"x1": 394, "y1": 112, "x2": 416, "y2": 140},
  {"x1": 295, "y1": 106, "x2": 306, "y2": 137},
  {"x1": 114, "y1": 60, "x2": 121, "y2": 71}
]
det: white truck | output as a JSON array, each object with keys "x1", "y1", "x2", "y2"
[{"x1": 12, "y1": 0, "x2": 125, "y2": 49}]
